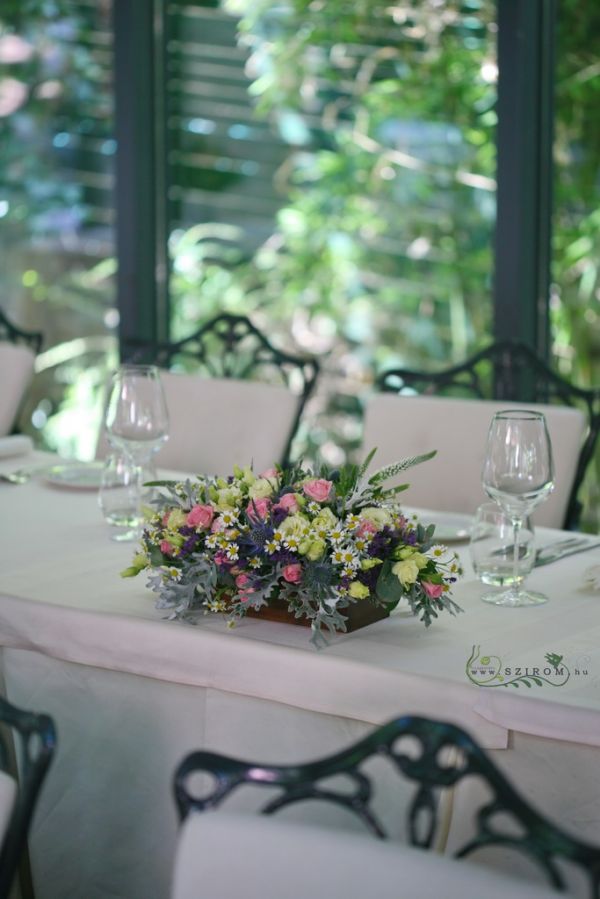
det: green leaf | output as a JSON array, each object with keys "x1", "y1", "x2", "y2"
[{"x1": 375, "y1": 560, "x2": 404, "y2": 608}]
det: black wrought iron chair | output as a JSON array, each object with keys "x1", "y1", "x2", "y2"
[
  {"x1": 370, "y1": 340, "x2": 600, "y2": 530},
  {"x1": 0, "y1": 309, "x2": 43, "y2": 437},
  {"x1": 0, "y1": 696, "x2": 55, "y2": 899},
  {"x1": 0, "y1": 308, "x2": 43, "y2": 354},
  {"x1": 121, "y1": 313, "x2": 319, "y2": 472},
  {"x1": 174, "y1": 715, "x2": 600, "y2": 898}
]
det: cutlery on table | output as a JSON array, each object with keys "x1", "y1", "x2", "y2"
[
  {"x1": 0, "y1": 468, "x2": 35, "y2": 484},
  {"x1": 534, "y1": 539, "x2": 600, "y2": 567}
]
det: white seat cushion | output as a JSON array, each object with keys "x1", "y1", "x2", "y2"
[
  {"x1": 155, "y1": 373, "x2": 299, "y2": 476},
  {"x1": 0, "y1": 343, "x2": 36, "y2": 437},
  {"x1": 363, "y1": 395, "x2": 587, "y2": 528},
  {"x1": 171, "y1": 811, "x2": 561, "y2": 899}
]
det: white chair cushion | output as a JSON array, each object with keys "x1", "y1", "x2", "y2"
[
  {"x1": 0, "y1": 343, "x2": 36, "y2": 437},
  {"x1": 154, "y1": 373, "x2": 299, "y2": 476},
  {"x1": 171, "y1": 811, "x2": 561, "y2": 899},
  {"x1": 0, "y1": 769, "x2": 17, "y2": 845},
  {"x1": 363, "y1": 395, "x2": 587, "y2": 528}
]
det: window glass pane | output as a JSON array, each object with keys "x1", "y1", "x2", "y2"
[
  {"x1": 552, "y1": 0, "x2": 600, "y2": 527},
  {"x1": 0, "y1": 1, "x2": 117, "y2": 459},
  {"x1": 166, "y1": 0, "x2": 497, "y2": 461}
]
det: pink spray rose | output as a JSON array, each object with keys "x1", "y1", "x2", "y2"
[
  {"x1": 260, "y1": 467, "x2": 279, "y2": 479},
  {"x1": 235, "y1": 573, "x2": 250, "y2": 589},
  {"x1": 186, "y1": 504, "x2": 215, "y2": 529},
  {"x1": 303, "y1": 479, "x2": 333, "y2": 503},
  {"x1": 160, "y1": 540, "x2": 174, "y2": 555},
  {"x1": 282, "y1": 563, "x2": 303, "y2": 584},
  {"x1": 274, "y1": 492, "x2": 300, "y2": 514},
  {"x1": 422, "y1": 581, "x2": 444, "y2": 599},
  {"x1": 356, "y1": 519, "x2": 378, "y2": 537},
  {"x1": 246, "y1": 497, "x2": 272, "y2": 521}
]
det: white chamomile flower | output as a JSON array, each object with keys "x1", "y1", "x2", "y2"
[
  {"x1": 329, "y1": 528, "x2": 345, "y2": 544},
  {"x1": 265, "y1": 539, "x2": 280, "y2": 554},
  {"x1": 220, "y1": 510, "x2": 239, "y2": 527},
  {"x1": 225, "y1": 544, "x2": 239, "y2": 561},
  {"x1": 249, "y1": 556, "x2": 262, "y2": 569},
  {"x1": 429, "y1": 544, "x2": 449, "y2": 559},
  {"x1": 307, "y1": 501, "x2": 321, "y2": 514}
]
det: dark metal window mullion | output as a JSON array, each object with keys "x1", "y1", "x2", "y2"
[
  {"x1": 493, "y1": 0, "x2": 556, "y2": 370},
  {"x1": 113, "y1": 0, "x2": 170, "y2": 362}
]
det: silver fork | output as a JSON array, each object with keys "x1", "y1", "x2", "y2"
[{"x1": 0, "y1": 469, "x2": 33, "y2": 484}]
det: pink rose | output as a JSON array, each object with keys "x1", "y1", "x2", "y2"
[
  {"x1": 214, "y1": 551, "x2": 229, "y2": 567},
  {"x1": 282, "y1": 563, "x2": 303, "y2": 584},
  {"x1": 303, "y1": 479, "x2": 333, "y2": 503},
  {"x1": 357, "y1": 519, "x2": 378, "y2": 537},
  {"x1": 274, "y1": 493, "x2": 299, "y2": 514},
  {"x1": 211, "y1": 518, "x2": 225, "y2": 533},
  {"x1": 160, "y1": 540, "x2": 173, "y2": 555},
  {"x1": 235, "y1": 573, "x2": 250, "y2": 588},
  {"x1": 422, "y1": 581, "x2": 444, "y2": 599},
  {"x1": 186, "y1": 504, "x2": 215, "y2": 529},
  {"x1": 260, "y1": 467, "x2": 278, "y2": 479},
  {"x1": 246, "y1": 497, "x2": 272, "y2": 521}
]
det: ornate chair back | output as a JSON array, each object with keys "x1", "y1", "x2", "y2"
[
  {"x1": 173, "y1": 715, "x2": 600, "y2": 898},
  {"x1": 0, "y1": 309, "x2": 43, "y2": 438},
  {"x1": 367, "y1": 341, "x2": 600, "y2": 530},
  {"x1": 0, "y1": 697, "x2": 55, "y2": 899},
  {"x1": 119, "y1": 314, "x2": 319, "y2": 473}
]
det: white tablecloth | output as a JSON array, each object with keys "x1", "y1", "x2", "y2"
[{"x1": 1, "y1": 453, "x2": 599, "y2": 898}]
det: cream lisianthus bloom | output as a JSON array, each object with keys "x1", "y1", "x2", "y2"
[
  {"x1": 233, "y1": 465, "x2": 256, "y2": 486},
  {"x1": 312, "y1": 507, "x2": 338, "y2": 532},
  {"x1": 167, "y1": 509, "x2": 187, "y2": 530},
  {"x1": 298, "y1": 537, "x2": 326, "y2": 561},
  {"x1": 359, "y1": 507, "x2": 393, "y2": 530},
  {"x1": 248, "y1": 477, "x2": 277, "y2": 500},
  {"x1": 279, "y1": 513, "x2": 309, "y2": 538},
  {"x1": 215, "y1": 486, "x2": 242, "y2": 510},
  {"x1": 348, "y1": 581, "x2": 370, "y2": 599},
  {"x1": 392, "y1": 558, "x2": 420, "y2": 587}
]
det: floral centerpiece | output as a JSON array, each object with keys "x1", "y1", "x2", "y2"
[{"x1": 122, "y1": 449, "x2": 463, "y2": 646}]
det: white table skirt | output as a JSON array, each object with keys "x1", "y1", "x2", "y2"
[{"x1": 1, "y1": 453, "x2": 600, "y2": 898}]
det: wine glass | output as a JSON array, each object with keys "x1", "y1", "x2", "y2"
[
  {"x1": 103, "y1": 364, "x2": 169, "y2": 540},
  {"x1": 481, "y1": 409, "x2": 555, "y2": 606}
]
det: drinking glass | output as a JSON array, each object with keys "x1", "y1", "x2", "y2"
[
  {"x1": 103, "y1": 364, "x2": 169, "y2": 540},
  {"x1": 481, "y1": 409, "x2": 554, "y2": 606},
  {"x1": 98, "y1": 453, "x2": 158, "y2": 541},
  {"x1": 469, "y1": 503, "x2": 535, "y2": 587}
]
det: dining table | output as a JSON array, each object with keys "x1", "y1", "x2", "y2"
[{"x1": 1, "y1": 450, "x2": 600, "y2": 899}]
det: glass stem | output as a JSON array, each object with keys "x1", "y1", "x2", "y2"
[{"x1": 511, "y1": 517, "x2": 522, "y2": 593}]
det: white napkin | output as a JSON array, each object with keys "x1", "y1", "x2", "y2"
[{"x1": 0, "y1": 435, "x2": 33, "y2": 459}]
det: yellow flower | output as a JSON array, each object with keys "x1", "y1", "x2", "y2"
[
  {"x1": 348, "y1": 581, "x2": 370, "y2": 599},
  {"x1": 392, "y1": 558, "x2": 420, "y2": 587}
]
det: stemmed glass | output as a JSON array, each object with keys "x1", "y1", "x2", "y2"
[
  {"x1": 481, "y1": 409, "x2": 555, "y2": 606},
  {"x1": 103, "y1": 364, "x2": 169, "y2": 540}
]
